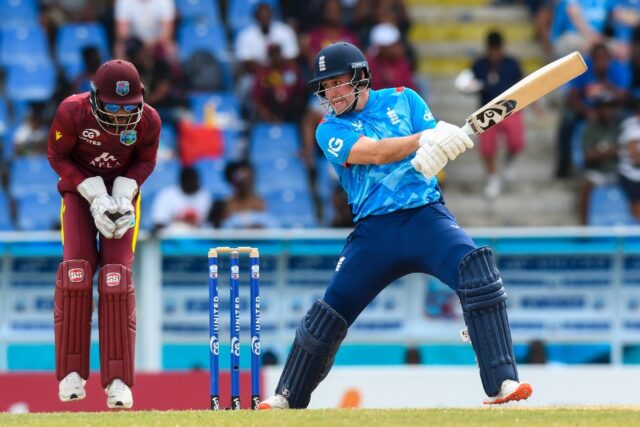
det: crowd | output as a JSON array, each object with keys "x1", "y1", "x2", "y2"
[{"x1": 0, "y1": 0, "x2": 420, "y2": 231}]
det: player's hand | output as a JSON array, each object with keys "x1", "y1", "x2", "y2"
[
  {"x1": 111, "y1": 177, "x2": 138, "y2": 239},
  {"x1": 411, "y1": 143, "x2": 448, "y2": 178},
  {"x1": 77, "y1": 176, "x2": 118, "y2": 238},
  {"x1": 90, "y1": 194, "x2": 118, "y2": 238},
  {"x1": 419, "y1": 121, "x2": 474, "y2": 161}
]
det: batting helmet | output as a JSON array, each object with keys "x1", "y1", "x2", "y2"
[
  {"x1": 309, "y1": 42, "x2": 371, "y2": 115},
  {"x1": 89, "y1": 59, "x2": 145, "y2": 136}
]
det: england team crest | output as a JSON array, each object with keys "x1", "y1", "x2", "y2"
[{"x1": 116, "y1": 80, "x2": 130, "y2": 96}]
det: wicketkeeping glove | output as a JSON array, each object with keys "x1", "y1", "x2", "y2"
[
  {"x1": 111, "y1": 176, "x2": 138, "y2": 239},
  {"x1": 77, "y1": 176, "x2": 118, "y2": 239}
]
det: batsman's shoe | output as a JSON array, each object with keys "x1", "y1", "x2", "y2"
[
  {"x1": 257, "y1": 394, "x2": 290, "y2": 410},
  {"x1": 483, "y1": 379, "x2": 532, "y2": 405},
  {"x1": 59, "y1": 372, "x2": 86, "y2": 402},
  {"x1": 105, "y1": 378, "x2": 133, "y2": 409}
]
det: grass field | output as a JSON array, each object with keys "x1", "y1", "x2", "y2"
[{"x1": 1, "y1": 407, "x2": 640, "y2": 427}]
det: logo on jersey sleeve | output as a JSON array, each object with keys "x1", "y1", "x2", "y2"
[
  {"x1": 55, "y1": 130, "x2": 63, "y2": 141},
  {"x1": 327, "y1": 137, "x2": 344, "y2": 157},
  {"x1": 423, "y1": 111, "x2": 434, "y2": 122},
  {"x1": 116, "y1": 81, "x2": 130, "y2": 96}
]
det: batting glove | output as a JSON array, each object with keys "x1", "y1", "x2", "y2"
[{"x1": 419, "y1": 121, "x2": 474, "y2": 161}]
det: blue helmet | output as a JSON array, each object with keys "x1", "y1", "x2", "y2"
[{"x1": 309, "y1": 42, "x2": 371, "y2": 115}]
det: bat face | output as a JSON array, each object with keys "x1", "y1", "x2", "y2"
[
  {"x1": 462, "y1": 51, "x2": 587, "y2": 136},
  {"x1": 466, "y1": 99, "x2": 517, "y2": 134}
]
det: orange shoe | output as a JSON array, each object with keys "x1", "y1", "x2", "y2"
[
  {"x1": 257, "y1": 394, "x2": 289, "y2": 410},
  {"x1": 483, "y1": 380, "x2": 532, "y2": 405}
]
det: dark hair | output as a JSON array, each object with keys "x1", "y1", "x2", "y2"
[
  {"x1": 487, "y1": 31, "x2": 503, "y2": 48},
  {"x1": 224, "y1": 160, "x2": 253, "y2": 183}
]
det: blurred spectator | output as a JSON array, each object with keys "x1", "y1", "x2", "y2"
[
  {"x1": 331, "y1": 186, "x2": 354, "y2": 228},
  {"x1": 404, "y1": 346, "x2": 421, "y2": 364},
  {"x1": 73, "y1": 46, "x2": 103, "y2": 93},
  {"x1": 182, "y1": 51, "x2": 227, "y2": 92},
  {"x1": 252, "y1": 43, "x2": 306, "y2": 123},
  {"x1": 150, "y1": 166, "x2": 213, "y2": 232},
  {"x1": 283, "y1": 0, "x2": 358, "y2": 33},
  {"x1": 235, "y1": 2, "x2": 299, "y2": 71},
  {"x1": 300, "y1": 0, "x2": 360, "y2": 68},
  {"x1": 13, "y1": 103, "x2": 50, "y2": 157},
  {"x1": 470, "y1": 31, "x2": 525, "y2": 199},
  {"x1": 114, "y1": 0, "x2": 177, "y2": 61},
  {"x1": 41, "y1": 0, "x2": 107, "y2": 47},
  {"x1": 234, "y1": 1, "x2": 299, "y2": 118},
  {"x1": 366, "y1": 23, "x2": 417, "y2": 91},
  {"x1": 526, "y1": 339, "x2": 548, "y2": 364},
  {"x1": 578, "y1": 91, "x2": 620, "y2": 225},
  {"x1": 556, "y1": 43, "x2": 630, "y2": 177},
  {"x1": 123, "y1": 37, "x2": 185, "y2": 126},
  {"x1": 353, "y1": 0, "x2": 410, "y2": 44},
  {"x1": 553, "y1": 0, "x2": 614, "y2": 57},
  {"x1": 629, "y1": 28, "x2": 640, "y2": 98},
  {"x1": 611, "y1": 0, "x2": 640, "y2": 59},
  {"x1": 618, "y1": 95, "x2": 640, "y2": 219},
  {"x1": 208, "y1": 160, "x2": 278, "y2": 228}
]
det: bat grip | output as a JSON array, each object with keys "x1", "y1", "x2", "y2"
[{"x1": 461, "y1": 122, "x2": 474, "y2": 136}]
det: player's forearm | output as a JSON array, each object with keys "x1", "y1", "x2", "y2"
[{"x1": 348, "y1": 134, "x2": 420, "y2": 165}]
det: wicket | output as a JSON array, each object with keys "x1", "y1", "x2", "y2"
[{"x1": 208, "y1": 247, "x2": 261, "y2": 410}]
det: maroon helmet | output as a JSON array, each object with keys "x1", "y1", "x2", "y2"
[{"x1": 89, "y1": 59, "x2": 145, "y2": 136}]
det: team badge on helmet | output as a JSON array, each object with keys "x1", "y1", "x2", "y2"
[{"x1": 116, "y1": 81, "x2": 130, "y2": 96}]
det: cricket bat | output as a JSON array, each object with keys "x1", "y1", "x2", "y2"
[{"x1": 461, "y1": 51, "x2": 587, "y2": 136}]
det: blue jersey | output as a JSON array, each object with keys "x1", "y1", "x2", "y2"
[{"x1": 316, "y1": 87, "x2": 440, "y2": 221}]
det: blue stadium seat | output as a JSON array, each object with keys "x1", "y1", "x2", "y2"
[
  {"x1": 5, "y1": 61, "x2": 56, "y2": 102},
  {"x1": 159, "y1": 123, "x2": 177, "y2": 159},
  {"x1": 178, "y1": 22, "x2": 228, "y2": 61},
  {"x1": 249, "y1": 123, "x2": 301, "y2": 163},
  {"x1": 55, "y1": 23, "x2": 110, "y2": 79},
  {"x1": 227, "y1": 0, "x2": 280, "y2": 34},
  {"x1": 264, "y1": 189, "x2": 317, "y2": 228},
  {"x1": 0, "y1": 189, "x2": 13, "y2": 230},
  {"x1": 141, "y1": 159, "x2": 181, "y2": 197},
  {"x1": 176, "y1": 0, "x2": 221, "y2": 24},
  {"x1": 587, "y1": 184, "x2": 637, "y2": 226},
  {"x1": 0, "y1": 26, "x2": 50, "y2": 67},
  {"x1": 0, "y1": 0, "x2": 38, "y2": 29},
  {"x1": 15, "y1": 192, "x2": 60, "y2": 231},
  {"x1": 178, "y1": 22, "x2": 232, "y2": 90},
  {"x1": 0, "y1": 97, "x2": 8, "y2": 158},
  {"x1": 192, "y1": 158, "x2": 232, "y2": 199},
  {"x1": 9, "y1": 155, "x2": 59, "y2": 197},
  {"x1": 188, "y1": 92, "x2": 240, "y2": 128},
  {"x1": 139, "y1": 191, "x2": 156, "y2": 231},
  {"x1": 255, "y1": 156, "x2": 309, "y2": 195}
]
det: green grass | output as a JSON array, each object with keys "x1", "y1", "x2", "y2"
[{"x1": 1, "y1": 408, "x2": 640, "y2": 427}]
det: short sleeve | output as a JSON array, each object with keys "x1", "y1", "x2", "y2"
[
  {"x1": 404, "y1": 88, "x2": 436, "y2": 133},
  {"x1": 316, "y1": 120, "x2": 361, "y2": 165}
]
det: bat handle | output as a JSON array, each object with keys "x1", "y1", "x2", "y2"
[{"x1": 461, "y1": 122, "x2": 474, "y2": 136}]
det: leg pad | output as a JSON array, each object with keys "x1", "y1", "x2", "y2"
[
  {"x1": 276, "y1": 300, "x2": 347, "y2": 408},
  {"x1": 55, "y1": 260, "x2": 93, "y2": 381},
  {"x1": 98, "y1": 264, "x2": 136, "y2": 388},
  {"x1": 458, "y1": 247, "x2": 518, "y2": 397}
]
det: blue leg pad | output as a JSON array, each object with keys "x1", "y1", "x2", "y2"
[
  {"x1": 458, "y1": 246, "x2": 518, "y2": 397},
  {"x1": 276, "y1": 300, "x2": 347, "y2": 408}
]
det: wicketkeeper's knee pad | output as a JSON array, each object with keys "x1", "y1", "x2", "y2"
[
  {"x1": 458, "y1": 247, "x2": 518, "y2": 397},
  {"x1": 98, "y1": 264, "x2": 136, "y2": 388},
  {"x1": 276, "y1": 300, "x2": 348, "y2": 408},
  {"x1": 55, "y1": 260, "x2": 93, "y2": 381}
]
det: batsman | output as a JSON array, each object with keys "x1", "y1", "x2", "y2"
[
  {"x1": 259, "y1": 42, "x2": 532, "y2": 409},
  {"x1": 47, "y1": 59, "x2": 161, "y2": 409}
]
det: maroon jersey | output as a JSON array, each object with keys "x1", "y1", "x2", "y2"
[{"x1": 47, "y1": 92, "x2": 161, "y2": 195}]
